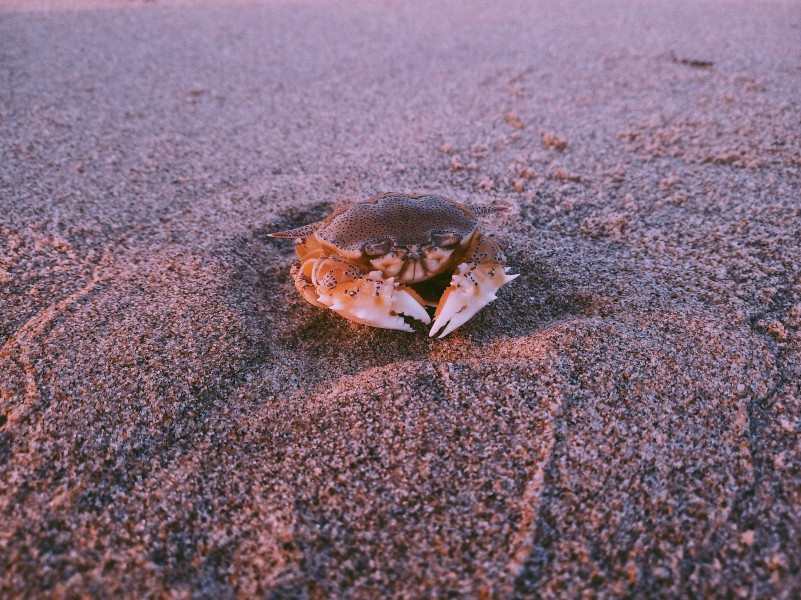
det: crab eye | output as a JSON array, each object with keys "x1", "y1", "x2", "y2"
[
  {"x1": 363, "y1": 240, "x2": 393, "y2": 256},
  {"x1": 431, "y1": 232, "x2": 461, "y2": 248}
]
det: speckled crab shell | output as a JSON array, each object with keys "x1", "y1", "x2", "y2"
[
  {"x1": 272, "y1": 193, "x2": 499, "y2": 284},
  {"x1": 315, "y1": 193, "x2": 478, "y2": 253}
]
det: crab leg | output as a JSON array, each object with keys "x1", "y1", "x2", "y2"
[
  {"x1": 306, "y1": 256, "x2": 430, "y2": 332},
  {"x1": 429, "y1": 235, "x2": 518, "y2": 338},
  {"x1": 290, "y1": 259, "x2": 327, "y2": 308}
]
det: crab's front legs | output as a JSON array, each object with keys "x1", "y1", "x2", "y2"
[
  {"x1": 429, "y1": 235, "x2": 519, "y2": 338},
  {"x1": 292, "y1": 255, "x2": 430, "y2": 332}
]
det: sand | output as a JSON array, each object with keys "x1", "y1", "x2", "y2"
[{"x1": 1, "y1": 0, "x2": 800, "y2": 597}]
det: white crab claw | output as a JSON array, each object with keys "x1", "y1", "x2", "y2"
[
  {"x1": 429, "y1": 265, "x2": 518, "y2": 338},
  {"x1": 393, "y1": 288, "x2": 432, "y2": 325},
  {"x1": 318, "y1": 274, "x2": 430, "y2": 332}
]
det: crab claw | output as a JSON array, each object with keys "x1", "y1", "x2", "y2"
[
  {"x1": 317, "y1": 270, "x2": 430, "y2": 332},
  {"x1": 429, "y1": 262, "x2": 519, "y2": 338}
]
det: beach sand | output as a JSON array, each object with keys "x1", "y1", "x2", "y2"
[{"x1": 1, "y1": 0, "x2": 800, "y2": 596}]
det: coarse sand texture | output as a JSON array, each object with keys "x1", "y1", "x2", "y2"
[{"x1": 1, "y1": 0, "x2": 800, "y2": 597}]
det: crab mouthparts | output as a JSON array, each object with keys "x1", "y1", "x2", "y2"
[{"x1": 399, "y1": 259, "x2": 427, "y2": 283}]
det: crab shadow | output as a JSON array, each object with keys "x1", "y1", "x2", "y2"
[
  {"x1": 448, "y1": 248, "x2": 599, "y2": 348},
  {"x1": 226, "y1": 212, "x2": 599, "y2": 387}
]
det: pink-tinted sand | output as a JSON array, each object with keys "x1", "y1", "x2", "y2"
[{"x1": 1, "y1": 0, "x2": 800, "y2": 596}]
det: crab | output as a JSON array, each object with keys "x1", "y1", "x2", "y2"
[{"x1": 270, "y1": 193, "x2": 518, "y2": 338}]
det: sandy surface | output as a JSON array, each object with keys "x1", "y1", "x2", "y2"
[{"x1": 1, "y1": 0, "x2": 800, "y2": 597}]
